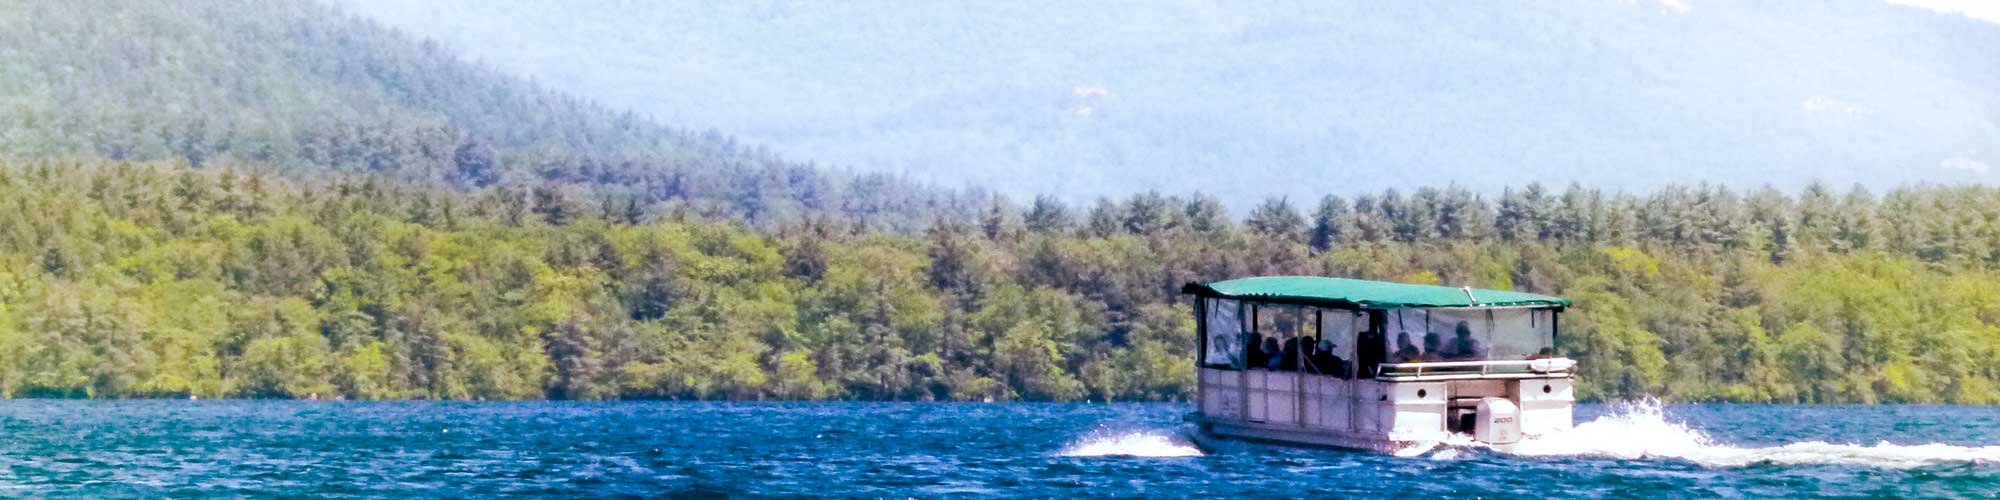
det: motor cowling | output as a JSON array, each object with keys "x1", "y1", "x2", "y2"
[{"x1": 1475, "y1": 397, "x2": 1522, "y2": 445}]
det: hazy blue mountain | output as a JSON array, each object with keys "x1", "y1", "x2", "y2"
[
  {"x1": 326, "y1": 0, "x2": 2000, "y2": 204},
  {"x1": 0, "y1": 0, "x2": 982, "y2": 229}
]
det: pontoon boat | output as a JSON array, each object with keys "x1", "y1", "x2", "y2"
[{"x1": 1181, "y1": 276, "x2": 1575, "y2": 453}]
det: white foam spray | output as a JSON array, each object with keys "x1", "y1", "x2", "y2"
[
  {"x1": 1501, "y1": 400, "x2": 2000, "y2": 469},
  {"x1": 1394, "y1": 432, "x2": 1480, "y2": 458},
  {"x1": 1059, "y1": 431, "x2": 1204, "y2": 458}
]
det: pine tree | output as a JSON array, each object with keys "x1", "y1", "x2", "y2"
[{"x1": 1245, "y1": 197, "x2": 1305, "y2": 244}]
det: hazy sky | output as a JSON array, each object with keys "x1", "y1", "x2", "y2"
[
  {"x1": 331, "y1": 0, "x2": 2000, "y2": 202},
  {"x1": 1886, "y1": 0, "x2": 2000, "y2": 24}
]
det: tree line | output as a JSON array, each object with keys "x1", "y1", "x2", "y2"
[{"x1": 4, "y1": 160, "x2": 1998, "y2": 403}]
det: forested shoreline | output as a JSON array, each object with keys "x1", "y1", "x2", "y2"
[
  {"x1": 4, "y1": 160, "x2": 1999, "y2": 404},
  {"x1": 7, "y1": 1, "x2": 1999, "y2": 404}
]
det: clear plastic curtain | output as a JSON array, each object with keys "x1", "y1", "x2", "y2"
[
  {"x1": 1204, "y1": 298, "x2": 1244, "y2": 368},
  {"x1": 1391, "y1": 307, "x2": 1555, "y2": 360},
  {"x1": 1319, "y1": 309, "x2": 1365, "y2": 362}
]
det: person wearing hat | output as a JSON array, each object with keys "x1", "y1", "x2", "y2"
[{"x1": 1308, "y1": 338, "x2": 1348, "y2": 378}]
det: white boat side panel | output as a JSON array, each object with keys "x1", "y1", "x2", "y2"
[
  {"x1": 1514, "y1": 378, "x2": 1574, "y2": 403},
  {"x1": 1261, "y1": 371, "x2": 1300, "y2": 425},
  {"x1": 1385, "y1": 380, "x2": 1444, "y2": 403},
  {"x1": 1326, "y1": 393, "x2": 1351, "y2": 431},
  {"x1": 1302, "y1": 376, "x2": 1350, "y2": 431},
  {"x1": 1354, "y1": 382, "x2": 1381, "y2": 433},
  {"x1": 1513, "y1": 378, "x2": 1575, "y2": 436},
  {"x1": 1197, "y1": 369, "x2": 1564, "y2": 449},
  {"x1": 1382, "y1": 381, "x2": 1448, "y2": 441},
  {"x1": 1247, "y1": 371, "x2": 1268, "y2": 422},
  {"x1": 1193, "y1": 417, "x2": 1404, "y2": 454},
  {"x1": 1301, "y1": 377, "x2": 1322, "y2": 430},
  {"x1": 1199, "y1": 368, "x2": 1242, "y2": 420}
]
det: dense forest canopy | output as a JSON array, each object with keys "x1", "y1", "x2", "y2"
[
  {"x1": 0, "y1": 0, "x2": 980, "y2": 232},
  {"x1": 2, "y1": 1, "x2": 1998, "y2": 404},
  {"x1": 4, "y1": 161, "x2": 2000, "y2": 403}
]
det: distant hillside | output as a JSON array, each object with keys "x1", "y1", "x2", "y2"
[
  {"x1": 0, "y1": 0, "x2": 972, "y2": 230},
  {"x1": 328, "y1": 0, "x2": 2000, "y2": 204}
]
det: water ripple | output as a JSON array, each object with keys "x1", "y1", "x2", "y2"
[{"x1": 0, "y1": 400, "x2": 1991, "y2": 497}]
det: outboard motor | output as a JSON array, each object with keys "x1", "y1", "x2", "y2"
[{"x1": 1475, "y1": 397, "x2": 1522, "y2": 445}]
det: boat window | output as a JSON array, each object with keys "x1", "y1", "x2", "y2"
[
  {"x1": 1202, "y1": 298, "x2": 1244, "y2": 369},
  {"x1": 1422, "y1": 308, "x2": 1494, "y2": 361},
  {"x1": 1306, "y1": 309, "x2": 1364, "y2": 378},
  {"x1": 1383, "y1": 307, "x2": 1558, "y2": 362},
  {"x1": 1383, "y1": 308, "x2": 1430, "y2": 362},
  {"x1": 1522, "y1": 309, "x2": 1561, "y2": 358},
  {"x1": 1254, "y1": 305, "x2": 1305, "y2": 370},
  {"x1": 1427, "y1": 308, "x2": 1558, "y2": 360},
  {"x1": 1355, "y1": 310, "x2": 1385, "y2": 378}
]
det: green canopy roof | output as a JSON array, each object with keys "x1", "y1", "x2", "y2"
[{"x1": 1182, "y1": 276, "x2": 1570, "y2": 310}]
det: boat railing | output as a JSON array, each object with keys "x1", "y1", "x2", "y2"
[{"x1": 1374, "y1": 358, "x2": 1575, "y2": 381}]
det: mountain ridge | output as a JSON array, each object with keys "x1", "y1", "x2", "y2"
[
  {"x1": 0, "y1": 0, "x2": 976, "y2": 230},
  {"x1": 326, "y1": 0, "x2": 2000, "y2": 205}
]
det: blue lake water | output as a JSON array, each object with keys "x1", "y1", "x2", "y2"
[{"x1": 0, "y1": 400, "x2": 1995, "y2": 498}]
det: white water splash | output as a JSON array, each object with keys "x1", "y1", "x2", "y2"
[
  {"x1": 1059, "y1": 431, "x2": 1204, "y2": 458},
  {"x1": 1393, "y1": 432, "x2": 1481, "y2": 458},
  {"x1": 1504, "y1": 400, "x2": 2000, "y2": 469},
  {"x1": 1391, "y1": 443, "x2": 1434, "y2": 458}
]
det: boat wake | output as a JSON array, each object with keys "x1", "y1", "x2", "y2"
[
  {"x1": 1059, "y1": 431, "x2": 1204, "y2": 458},
  {"x1": 1418, "y1": 400, "x2": 2000, "y2": 469}
]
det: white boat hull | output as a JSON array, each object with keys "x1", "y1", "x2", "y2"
[
  {"x1": 1191, "y1": 367, "x2": 1573, "y2": 454},
  {"x1": 1186, "y1": 413, "x2": 1408, "y2": 453}
]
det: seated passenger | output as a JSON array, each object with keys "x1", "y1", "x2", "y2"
[
  {"x1": 1392, "y1": 332, "x2": 1422, "y2": 363},
  {"x1": 1356, "y1": 329, "x2": 1384, "y2": 376},
  {"x1": 1526, "y1": 347, "x2": 1557, "y2": 360},
  {"x1": 1443, "y1": 321, "x2": 1483, "y2": 360},
  {"x1": 1298, "y1": 337, "x2": 1319, "y2": 372},
  {"x1": 1279, "y1": 336, "x2": 1304, "y2": 371},
  {"x1": 1247, "y1": 333, "x2": 1268, "y2": 369},
  {"x1": 1419, "y1": 332, "x2": 1445, "y2": 362},
  {"x1": 1260, "y1": 337, "x2": 1282, "y2": 370},
  {"x1": 1310, "y1": 339, "x2": 1348, "y2": 378}
]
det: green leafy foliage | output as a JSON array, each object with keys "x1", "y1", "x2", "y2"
[{"x1": 6, "y1": 163, "x2": 2000, "y2": 403}]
